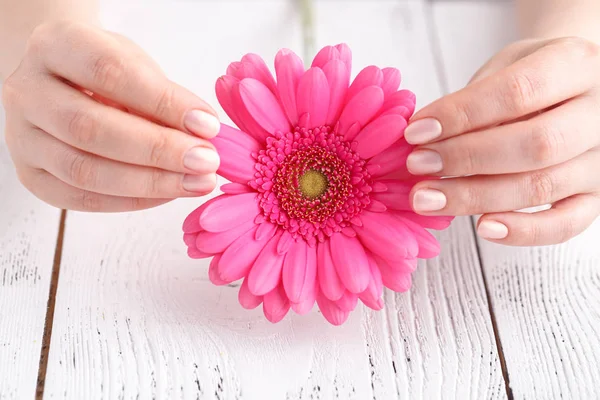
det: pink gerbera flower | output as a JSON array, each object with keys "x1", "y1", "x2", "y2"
[{"x1": 183, "y1": 44, "x2": 452, "y2": 325}]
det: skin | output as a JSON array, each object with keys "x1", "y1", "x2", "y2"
[{"x1": 1, "y1": 0, "x2": 599, "y2": 246}]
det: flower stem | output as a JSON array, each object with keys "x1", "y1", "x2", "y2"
[{"x1": 299, "y1": 0, "x2": 316, "y2": 67}]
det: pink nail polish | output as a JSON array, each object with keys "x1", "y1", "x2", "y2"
[
  {"x1": 412, "y1": 189, "x2": 447, "y2": 212},
  {"x1": 184, "y1": 110, "x2": 221, "y2": 138},
  {"x1": 182, "y1": 174, "x2": 217, "y2": 193},
  {"x1": 183, "y1": 147, "x2": 220, "y2": 174},
  {"x1": 407, "y1": 150, "x2": 443, "y2": 175},
  {"x1": 477, "y1": 220, "x2": 508, "y2": 239},
  {"x1": 404, "y1": 118, "x2": 442, "y2": 144}
]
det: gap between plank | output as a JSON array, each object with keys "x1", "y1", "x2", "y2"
[
  {"x1": 35, "y1": 209, "x2": 67, "y2": 400},
  {"x1": 422, "y1": 2, "x2": 514, "y2": 399}
]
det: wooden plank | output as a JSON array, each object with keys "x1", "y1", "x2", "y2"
[
  {"x1": 44, "y1": 1, "x2": 504, "y2": 399},
  {"x1": 0, "y1": 101, "x2": 62, "y2": 398},
  {"x1": 433, "y1": 2, "x2": 600, "y2": 398}
]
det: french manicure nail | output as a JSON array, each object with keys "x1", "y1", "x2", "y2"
[
  {"x1": 184, "y1": 110, "x2": 221, "y2": 138},
  {"x1": 183, "y1": 174, "x2": 217, "y2": 193},
  {"x1": 407, "y1": 149, "x2": 443, "y2": 175},
  {"x1": 413, "y1": 189, "x2": 447, "y2": 212},
  {"x1": 404, "y1": 118, "x2": 442, "y2": 144},
  {"x1": 183, "y1": 147, "x2": 220, "y2": 173},
  {"x1": 477, "y1": 220, "x2": 508, "y2": 239}
]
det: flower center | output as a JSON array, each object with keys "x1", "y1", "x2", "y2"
[{"x1": 298, "y1": 169, "x2": 328, "y2": 199}]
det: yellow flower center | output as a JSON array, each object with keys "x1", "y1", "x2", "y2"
[{"x1": 298, "y1": 169, "x2": 328, "y2": 199}]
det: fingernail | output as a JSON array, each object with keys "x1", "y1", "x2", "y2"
[
  {"x1": 407, "y1": 149, "x2": 443, "y2": 175},
  {"x1": 183, "y1": 174, "x2": 217, "y2": 193},
  {"x1": 404, "y1": 118, "x2": 442, "y2": 144},
  {"x1": 184, "y1": 110, "x2": 221, "y2": 138},
  {"x1": 183, "y1": 147, "x2": 220, "y2": 174},
  {"x1": 413, "y1": 189, "x2": 447, "y2": 212},
  {"x1": 477, "y1": 220, "x2": 508, "y2": 239}
]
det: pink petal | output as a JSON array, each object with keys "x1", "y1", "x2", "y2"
[
  {"x1": 200, "y1": 193, "x2": 259, "y2": 232},
  {"x1": 381, "y1": 67, "x2": 401, "y2": 97},
  {"x1": 239, "y1": 278, "x2": 263, "y2": 309},
  {"x1": 296, "y1": 67, "x2": 330, "y2": 128},
  {"x1": 355, "y1": 114, "x2": 408, "y2": 159},
  {"x1": 334, "y1": 291, "x2": 359, "y2": 312},
  {"x1": 359, "y1": 255, "x2": 385, "y2": 310},
  {"x1": 317, "y1": 292, "x2": 350, "y2": 326},
  {"x1": 275, "y1": 49, "x2": 304, "y2": 125},
  {"x1": 372, "y1": 180, "x2": 413, "y2": 211},
  {"x1": 183, "y1": 197, "x2": 220, "y2": 233},
  {"x1": 346, "y1": 66, "x2": 383, "y2": 101},
  {"x1": 338, "y1": 86, "x2": 384, "y2": 139},
  {"x1": 282, "y1": 240, "x2": 317, "y2": 303},
  {"x1": 263, "y1": 284, "x2": 290, "y2": 323},
  {"x1": 291, "y1": 281, "x2": 317, "y2": 315},
  {"x1": 393, "y1": 212, "x2": 454, "y2": 230},
  {"x1": 240, "y1": 53, "x2": 278, "y2": 94},
  {"x1": 381, "y1": 106, "x2": 412, "y2": 120},
  {"x1": 216, "y1": 76, "x2": 270, "y2": 142},
  {"x1": 316, "y1": 241, "x2": 345, "y2": 301},
  {"x1": 395, "y1": 215, "x2": 441, "y2": 259},
  {"x1": 311, "y1": 45, "x2": 340, "y2": 68},
  {"x1": 187, "y1": 247, "x2": 212, "y2": 259},
  {"x1": 183, "y1": 232, "x2": 197, "y2": 247},
  {"x1": 356, "y1": 211, "x2": 418, "y2": 261},
  {"x1": 239, "y1": 78, "x2": 291, "y2": 135},
  {"x1": 218, "y1": 225, "x2": 275, "y2": 282},
  {"x1": 220, "y1": 183, "x2": 253, "y2": 195},
  {"x1": 323, "y1": 60, "x2": 350, "y2": 125},
  {"x1": 366, "y1": 139, "x2": 413, "y2": 179},
  {"x1": 247, "y1": 231, "x2": 285, "y2": 296},
  {"x1": 375, "y1": 255, "x2": 414, "y2": 292},
  {"x1": 277, "y1": 230, "x2": 295, "y2": 254},
  {"x1": 208, "y1": 255, "x2": 228, "y2": 285},
  {"x1": 211, "y1": 124, "x2": 260, "y2": 184},
  {"x1": 329, "y1": 234, "x2": 370, "y2": 294},
  {"x1": 380, "y1": 89, "x2": 416, "y2": 118},
  {"x1": 195, "y1": 219, "x2": 255, "y2": 254},
  {"x1": 334, "y1": 43, "x2": 352, "y2": 71}
]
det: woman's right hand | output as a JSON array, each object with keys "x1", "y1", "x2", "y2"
[{"x1": 2, "y1": 21, "x2": 221, "y2": 212}]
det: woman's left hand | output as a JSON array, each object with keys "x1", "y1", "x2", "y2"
[{"x1": 404, "y1": 37, "x2": 600, "y2": 246}]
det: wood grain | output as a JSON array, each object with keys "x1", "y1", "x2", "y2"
[
  {"x1": 433, "y1": 2, "x2": 600, "y2": 398},
  {"x1": 43, "y1": 1, "x2": 504, "y2": 399},
  {"x1": 0, "y1": 101, "x2": 62, "y2": 399}
]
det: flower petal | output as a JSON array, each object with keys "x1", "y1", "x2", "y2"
[
  {"x1": 311, "y1": 45, "x2": 340, "y2": 68},
  {"x1": 338, "y1": 86, "x2": 384, "y2": 139},
  {"x1": 199, "y1": 193, "x2": 259, "y2": 232},
  {"x1": 359, "y1": 255, "x2": 385, "y2": 310},
  {"x1": 334, "y1": 291, "x2": 359, "y2": 312},
  {"x1": 239, "y1": 78, "x2": 291, "y2": 135},
  {"x1": 291, "y1": 281, "x2": 317, "y2": 315},
  {"x1": 317, "y1": 292, "x2": 350, "y2": 326},
  {"x1": 239, "y1": 278, "x2": 263, "y2": 309},
  {"x1": 296, "y1": 67, "x2": 330, "y2": 128},
  {"x1": 211, "y1": 124, "x2": 260, "y2": 184},
  {"x1": 247, "y1": 231, "x2": 285, "y2": 296},
  {"x1": 381, "y1": 67, "x2": 401, "y2": 97},
  {"x1": 282, "y1": 240, "x2": 317, "y2": 303},
  {"x1": 380, "y1": 89, "x2": 416, "y2": 118},
  {"x1": 346, "y1": 66, "x2": 383, "y2": 101},
  {"x1": 263, "y1": 284, "x2": 290, "y2": 323},
  {"x1": 395, "y1": 215, "x2": 441, "y2": 259},
  {"x1": 275, "y1": 49, "x2": 304, "y2": 125},
  {"x1": 356, "y1": 210, "x2": 419, "y2": 261},
  {"x1": 366, "y1": 139, "x2": 413, "y2": 179},
  {"x1": 354, "y1": 114, "x2": 408, "y2": 159},
  {"x1": 195, "y1": 219, "x2": 255, "y2": 254},
  {"x1": 215, "y1": 76, "x2": 270, "y2": 142},
  {"x1": 208, "y1": 255, "x2": 228, "y2": 285},
  {"x1": 188, "y1": 247, "x2": 212, "y2": 259},
  {"x1": 375, "y1": 255, "x2": 414, "y2": 292},
  {"x1": 240, "y1": 53, "x2": 278, "y2": 94},
  {"x1": 220, "y1": 182, "x2": 253, "y2": 195},
  {"x1": 183, "y1": 196, "x2": 223, "y2": 233},
  {"x1": 372, "y1": 180, "x2": 413, "y2": 211},
  {"x1": 218, "y1": 225, "x2": 274, "y2": 282},
  {"x1": 323, "y1": 60, "x2": 350, "y2": 125},
  {"x1": 329, "y1": 233, "x2": 370, "y2": 294},
  {"x1": 316, "y1": 241, "x2": 345, "y2": 301},
  {"x1": 334, "y1": 43, "x2": 352, "y2": 71},
  {"x1": 392, "y1": 211, "x2": 454, "y2": 230}
]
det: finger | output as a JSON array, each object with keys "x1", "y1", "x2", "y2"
[
  {"x1": 22, "y1": 128, "x2": 217, "y2": 198},
  {"x1": 21, "y1": 76, "x2": 220, "y2": 174},
  {"x1": 476, "y1": 193, "x2": 600, "y2": 246},
  {"x1": 404, "y1": 37, "x2": 600, "y2": 145},
  {"x1": 31, "y1": 22, "x2": 220, "y2": 138},
  {"x1": 409, "y1": 149, "x2": 600, "y2": 216},
  {"x1": 17, "y1": 166, "x2": 171, "y2": 212},
  {"x1": 407, "y1": 96, "x2": 600, "y2": 176}
]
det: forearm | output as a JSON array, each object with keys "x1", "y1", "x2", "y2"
[
  {"x1": 517, "y1": 0, "x2": 600, "y2": 44},
  {"x1": 0, "y1": 0, "x2": 98, "y2": 81}
]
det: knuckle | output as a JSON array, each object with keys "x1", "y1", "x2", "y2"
[
  {"x1": 66, "y1": 151, "x2": 97, "y2": 188},
  {"x1": 557, "y1": 217, "x2": 576, "y2": 244},
  {"x1": 528, "y1": 171, "x2": 556, "y2": 204},
  {"x1": 1, "y1": 75, "x2": 21, "y2": 109},
  {"x1": 153, "y1": 84, "x2": 176, "y2": 120},
  {"x1": 77, "y1": 189, "x2": 102, "y2": 211},
  {"x1": 443, "y1": 99, "x2": 476, "y2": 133},
  {"x1": 454, "y1": 183, "x2": 482, "y2": 214},
  {"x1": 505, "y1": 72, "x2": 538, "y2": 114},
  {"x1": 146, "y1": 168, "x2": 165, "y2": 197},
  {"x1": 89, "y1": 53, "x2": 127, "y2": 93},
  {"x1": 528, "y1": 123, "x2": 563, "y2": 165},
  {"x1": 147, "y1": 132, "x2": 169, "y2": 167},
  {"x1": 66, "y1": 108, "x2": 98, "y2": 147}
]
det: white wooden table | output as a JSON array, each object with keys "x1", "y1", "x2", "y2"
[{"x1": 1, "y1": 1, "x2": 599, "y2": 399}]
